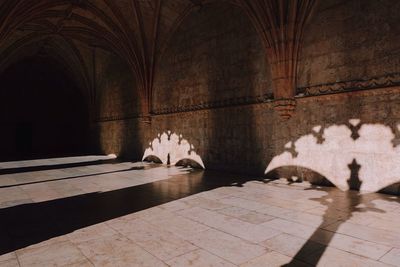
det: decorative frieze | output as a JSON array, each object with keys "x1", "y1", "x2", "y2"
[
  {"x1": 240, "y1": 0, "x2": 317, "y2": 119},
  {"x1": 96, "y1": 76, "x2": 400, "y2": 122},
  {"x1": 152, "y1": 93, "x2": 273, "y2": 115},
  {"x1": 273, "y1": 99, "x2": 297, "y2": 120},
  {"x1": 298, "y1": 73, "x2": 400, "y2": 96}
]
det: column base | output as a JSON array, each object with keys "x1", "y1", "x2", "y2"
[{"x1": 273, "y1": 98, "x2": 296, "y2": 120}]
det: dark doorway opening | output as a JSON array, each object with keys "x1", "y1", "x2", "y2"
[
  {"x1": 15, "y1": 122, "x2": 33, "y2": 156},
  {"x1": 0, "y1": 57, "x2": 91, "y2": 161}
]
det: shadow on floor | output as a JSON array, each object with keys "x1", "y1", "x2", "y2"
[
  {"x1": 0, "y1": 166, "x2": 147, "y2": 189},
  {"x1": 281, "y1": 159, "x2": 396, "y2": 266},
  {"x1": 0, "y1": 158, "x2": 120, "y2": 175},
  {"x1": 0, "y1": 168, "x2": 255, "y2": 255}
]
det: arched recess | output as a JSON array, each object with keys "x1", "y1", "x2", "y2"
[
  {"x1": 0, "y1": 35, "x2": 93, "y2": 161},
  {"x1": 0, "y1": 34, "x2": 93, "y2": 108},
  {"x1": 151, "y1": 1, "x2": 270, "y2": 173},
  {"x1": 175, "y1": 158, "x2": 205, "y2": 169},
  {"x1": 143, "y1": 155, "x2": 162, "y2": 164}
]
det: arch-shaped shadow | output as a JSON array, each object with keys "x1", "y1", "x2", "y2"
[
  {"x1": 278, "y1": 160, "x2": 397, "y2": 266},
  {"x1": 265, "y1": 165, "x2": 334, "y2": 187},
  {"x1": 175, "y1": 158, "x2": 205, "y2": 169},
  {"x1": 143, "y1": 131, "x2": 205, "y2": 169},
  {"x1": 266, "y1": 120, "x2": 400, "y2": 193},
  {"x1": 143, "y1": 155, "x2": 163, "y2": 164}
]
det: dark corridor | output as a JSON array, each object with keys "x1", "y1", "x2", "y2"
[{"x1": 0, "y1": 57, "x2": 91, "y2": 161}]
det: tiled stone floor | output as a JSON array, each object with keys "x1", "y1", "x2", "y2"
[{"x1": 0, "y1": 156, "x2": 399, "y2": 266}]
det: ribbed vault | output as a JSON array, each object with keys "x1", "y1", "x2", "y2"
[{"x1": 0, "y1": 0, "x2": 318, "y2": 121}]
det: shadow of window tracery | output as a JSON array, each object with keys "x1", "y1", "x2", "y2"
[
  {"x1": 143, "y1": 131, "x2": 205, "y2": 169},
  {"x1": 266, "y1": 119, "x2": 400, "y2": 193},
  {"x1": 279, "y1": 160, "x2": 400, "y2": 266}
]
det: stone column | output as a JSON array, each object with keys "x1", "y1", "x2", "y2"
[{"x1": 241, "y1": 0, "x2": 318, "y2": 119}]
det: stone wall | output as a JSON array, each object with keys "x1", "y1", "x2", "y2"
[
  {"x1": 298, "y1": 0, "x2": 400, "y2": 94},
  {"x1": 94, "y1": 49, "x2": 144, "y2": 156},
  {"x1": 96, "y1": 49, "x2": 140, "y2": 121},
  {"x1": 96, "y1": 0, "x2": 400, "y2": 194},
  {"x1": 152, "y1": 2, "x2": 271, "y2": 114}
]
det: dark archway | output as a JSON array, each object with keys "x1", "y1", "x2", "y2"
[{"x1": 0, "y1": 56, "x2": 91, "y2": 161}]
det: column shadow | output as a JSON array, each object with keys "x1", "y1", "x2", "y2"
[
  {"x1": 0, "y1": 168, "x2": 255, "y2": 255},
  {"x1": 0, "y1": 157, "x2": 119, "y2": 175},
  {"x1": 282, "y1": 159, "x2": 387, "y2": 266}
]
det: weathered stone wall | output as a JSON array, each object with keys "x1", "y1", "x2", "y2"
[
  {"x1": 94, "y1": 49, "x2": 144, "y2": 156},
  {"x1": 96, "y1": 0, "x2": 400, "y2": 194},
  {"x1": 153, "y1": 2, "x2": 271, "y2": 113},
  {"x1": 96, "y1": 49, "x2": 140, "y2": 120},
  {"x1": 298, "y1": 0, "x2": 400, "y2": 94},
  {"x1": 143, "y1": 87, "x2": 400, "y2": 194}
]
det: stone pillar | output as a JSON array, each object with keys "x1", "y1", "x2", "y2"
[{"x1": 241, "y1": 0, "x2": 318, "y2": 119}]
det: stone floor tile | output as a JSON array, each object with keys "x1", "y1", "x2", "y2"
[
  {"x1": 218, "y1": 196, "x2": 268, "y2": 211},
  {"x1": 0, "y1": 259, "x2": 20, "y2": 267},
  {"x1": 323, "y1": 221, "x2": 400, "y2": 248},
  {"x1": 77, "y1": 234, "x2": 166, "y2": 267},
  {"x1": 159, "y1": 200, "x2": 191, "y2": 212},
  {"x1": 144, "y1": 214, "x2": 210, "y2": 239},
  {"x1": 365, "y1": 217, "x2": 400, "y2": 234},
  {"x1": 309, "y1": 228, "x2": 392, "y2": 260},
  {"x1": 261, "y1": 233, "x2": 325, "y2": 260},
  {"x1": 261, "y1": 218, "x2": 317, "y2": 239},
  {"x1": 68, "y1": 223, "x2": 118, "y2": 244},
  {"x1": 178, "y1": 207, "x2": 281, "y2": 243},
  {"x1": 133, "y1": 207, "x2": 175, "y2": 221},
  {"x1": 20, "y1": 183, "x2": 60, "y2": 202},
  {"x1": 16, "y1": 241, "x2": 88, "y2": 267},
  {"x1": 278, "y1": 210, "x2": 339, "y2": 228},
  {"x1": 0, "y1": 252, "x2": 17, "y2": 264},
  {"x1": 304, "y1": 206, "x2": 352, "y2": 220},
  {"x1": 119, "y1": 219, "x2": 197, "y2": 261},
  {"x1": 187, "y1": 229, "x2": 267, "y2": 265},
  {"x1": 305, "y1": 247, "x2": 392, "y2": 267},
  {"x1": 255, "y1": 205, "x2": 294, "y2": 218},
  {"x1": 183, "y1": 197, "x2": 231, "y2": 210},
  {"x1": 262, "y1": 218, "x2": 392, "y2": 260},
  {"x1": 1, "y1": 159, "x2": 400, "y2": 267},
  {"x1": 218, "y1": 206, "x2": 275, "y2": 224},
  {"x1": 0, "y1": 187, "x2": 30, "y2": 204},
  {"x1": 194, "y1": 190, "x2": 234, "y2": 200},
  {"x1": 236, "y1": 212, "x2": 275, "y2": 225},
  {"x1": 217, "y1": 206, "x2": 251, "y2": 217},
  {"x1": 380, "y1": 248, "x2": 400, "y2": 266},
  {"x1": 240, "y1": 251, "x2": 311, "y2": 267},
  {"x1": 0, "y1": 198, "x2": 33, "y2": 209},
  {"x1": 105, "y1": 215, "x2": 141, "y2": 233},
  {"x1": 166, "y1": 249, "x2": 236, "y2": 267}
]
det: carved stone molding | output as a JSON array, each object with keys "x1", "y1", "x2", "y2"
[
  {"x1": 297, "y1": 85, "x2": 400, "y2": 104},
  {"x1": 152, "y1": 93, "x2": 274, "y2": 115},
  {"x1": 298, "y1": 73, "x2": 400, "y2": 97},
  {"x1": 140, "y1": 115, "x2": 152, "y2": 124},
  {"x1": 95, "y1": 83, "x2": 400, "y2": 123},
  {"x1": 240, "y1": 0, "x2": 317, "y2": 119},
  {"x1": 95, "y1": 114, "x2": 140, "y2": 123},
  {"x1": 273, "y1": 98, "x2": 297, "y2": 120}
]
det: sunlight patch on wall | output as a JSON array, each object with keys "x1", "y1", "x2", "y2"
[
  {"x1": 143, "y1": 131, "x2": 205, "y2": 169},
  {"x1": 266, "y1": 120, "x2": 400, "y2": 192}
]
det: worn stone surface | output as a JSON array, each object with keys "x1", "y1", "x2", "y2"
[
  {"x1": 94, "y1": 0, "x2": 400, "y2": 193},
  {"x1": 0, "y1": 162, "x2": 398, "y2": 266},
  {"x1": 153, "y1": 2, "x2": 271, "y2": 114},
  {"x1": 298, "y1": 0, "x2": 400, "y2": 90},
  {"x1": 97, "y1": 88, "x2": 400, "y2": 194}
]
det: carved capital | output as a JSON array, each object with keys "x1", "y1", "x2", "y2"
[
  {"x1": 273, "y1": 98, "x2": 296, "y2": 120},
  {"x1": 141, "y1": 115, "x2": 152, "y2": 124}
]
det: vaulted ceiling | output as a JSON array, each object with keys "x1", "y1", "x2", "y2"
[{"x1": 0, "y1": 0, "x2": 318, "y2": 120}]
